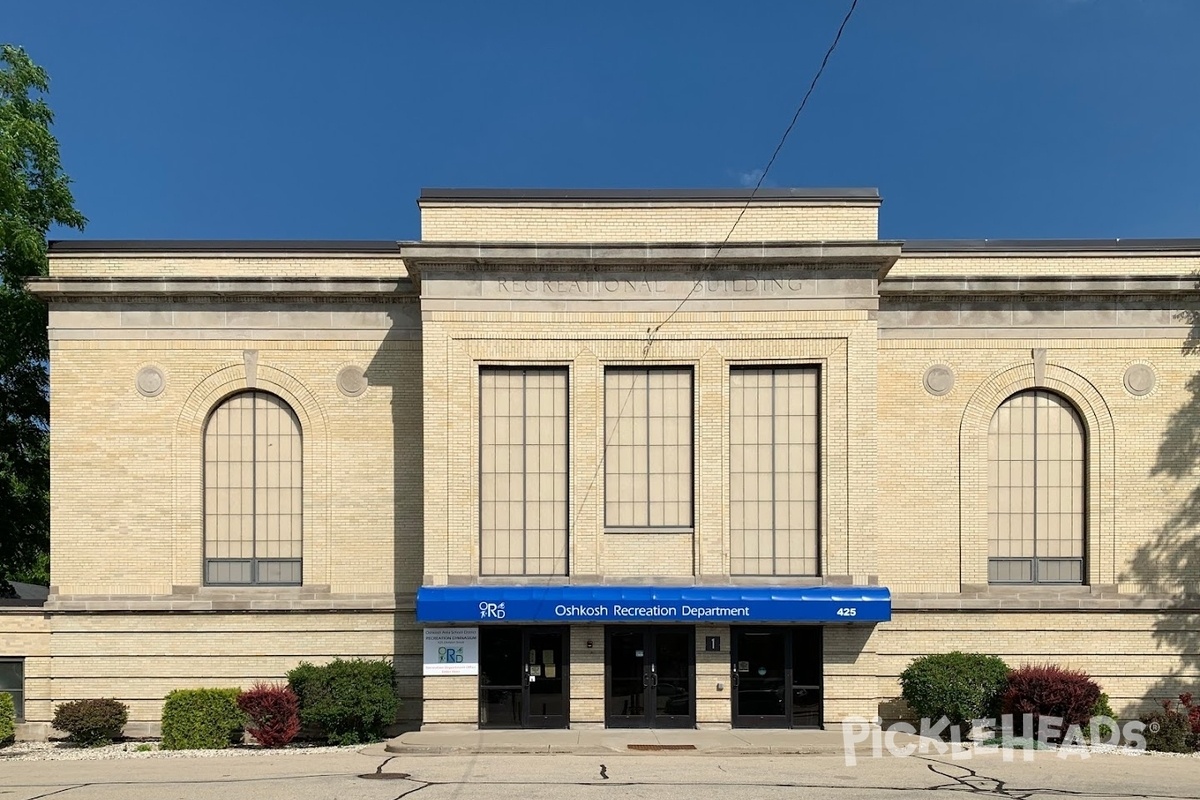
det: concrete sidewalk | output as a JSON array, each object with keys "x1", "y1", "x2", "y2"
[{"x1": 386, "y1": 727, "x2": 887, "y2": 755}]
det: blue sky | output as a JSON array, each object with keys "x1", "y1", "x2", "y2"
[{"x1": 6, "y1": 0, "x2": 1199, "y2": 241}]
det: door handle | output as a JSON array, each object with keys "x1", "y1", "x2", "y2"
[
  {"x1": 642, "y1": 672, "x2": 651, "y2": 687},
  {"x1": 650, "y1": 673, "x2": 659, "y2": 687},
  {"x1": 731, "y1": 669, "x2": 740, "y2": 688}
]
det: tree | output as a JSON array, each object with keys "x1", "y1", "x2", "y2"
[{"x1": 0, "y1": 45, "x2": 85, "y2": 595}]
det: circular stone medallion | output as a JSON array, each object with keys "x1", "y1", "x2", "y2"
[
  {"x1": 1123, "y1": 363, "x2": 1156, "y2": 397},
  {"x1": 135, "y1": 366, "x2": 165, "y2": 398},
  {"x1": 922, "y1": 364, "x2": 955, "y2": 397},
  {"x1": 337, "y1": 365, "x2": 368, "y2": 398}
]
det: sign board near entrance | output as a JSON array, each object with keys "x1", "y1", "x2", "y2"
[
  {"x1": 423, "y1": 627, "x2": 479, "y2": 676},
  {"x1": 416, "y1": 585, "x2": 892, "y2": 624}
]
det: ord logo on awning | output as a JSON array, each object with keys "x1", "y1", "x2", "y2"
[{"x1": 479, "y1": 602, "x2": 506, "y2": 619}]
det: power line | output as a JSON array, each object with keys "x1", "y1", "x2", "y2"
[
  {"x1": 646, "y1": 0, "x2": 860, "y2": 347},
  {"x1": 569, "y1": 0, "x2": 862, "y2": 541}
]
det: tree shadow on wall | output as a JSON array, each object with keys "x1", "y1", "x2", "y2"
[
  {"x1": 363, "y1": 297, "x2": 424, "y2": 732},
  {"x1": 1122, "y1": 305, "x2": 1200, "y2": 716}
]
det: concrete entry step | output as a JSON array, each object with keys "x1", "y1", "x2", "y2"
[{"x1": 386, "y1": 728, "x2": 861, "y2": 756}]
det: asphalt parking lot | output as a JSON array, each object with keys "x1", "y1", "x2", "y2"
[{"x1": 4, "y1": 746, "x2": 1200, "y2": 800}]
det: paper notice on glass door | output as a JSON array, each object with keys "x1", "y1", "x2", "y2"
[{"x1": 545, "y1": 665, "x2": 557, "y2": 678}]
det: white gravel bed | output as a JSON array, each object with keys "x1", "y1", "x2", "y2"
[
  {"x1": 969, "y1": 740, "x2": 1200, "y2": 759},
  {"x1": 0, "y1": 740, "x2": 369, "y2": 761}
]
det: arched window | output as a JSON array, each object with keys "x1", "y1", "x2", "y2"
[
  {"x1": 988, "y1": 389, "x2": 1085, "y2": 584},
  {"x1": 204, "y1": 391, "x2": 302, "y2": 585}
]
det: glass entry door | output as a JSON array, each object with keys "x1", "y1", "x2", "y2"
[
  {"x1": 606, "y1": 627, "x2": 694, "y2": 728},
  {"x1": 731, "y1": 627, "x2": 822, "y2": 728},
  {"x1": 479, "y1": 627, "x2": 568, "y2": 729}
]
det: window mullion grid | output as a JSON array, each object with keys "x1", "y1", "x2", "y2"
[
  {"x1": 1032, "y1": 391, "x2": 1040, "y2": 584},
  {"x1": 770, "y1": 370, "x2": 778, "y2": 576},
  {"x1": 251, "y1": 391, "x2": 259, "y2": 585},
  {"x1": 521, "y1": 370, "x2": 528, "y2": 575},
  {"x1": 645, "y1": 369, "x2": 652, "y2": 527}
]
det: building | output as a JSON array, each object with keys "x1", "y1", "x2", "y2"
[{"x1": 2, "y1": 187, "x2": 1198, "y2": 737}]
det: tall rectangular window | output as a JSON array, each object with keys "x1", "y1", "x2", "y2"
[
  {"x1": 480, "y1": 368, "x2": 569, "y2": 575},
  {"x1": 604, "y1": 367, "x2": 693, "y2": 529},
  {"x1": 730, "y1": 367, "x2": 820, "y2": 576},
  {"x1": 0, "y1": 658, "x2": 24, "y2": 721}
]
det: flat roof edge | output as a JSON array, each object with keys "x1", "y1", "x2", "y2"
[
  {"x1": 48, "y1": 240, "x2": 401, "y2": 254},
  {"x1": 418, "y1": 187, "x2": 880, "y2": 202},
  {"x1": 904, "y1": 238, "x2": 1200, "y2": 253}
]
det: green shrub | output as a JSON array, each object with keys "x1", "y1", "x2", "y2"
[
  {"x1": 160, "y1": 689, "x2": 246, "y2": 750},
  {"x1": 0, "y1": 692, "x2": 14, "y2": 746},
  {"x1": 1088, "y1": 692, "x2": 1116, "y2": 741},
  {"x1": 52, "y1": 698, "x2": 129, "y2": 746},
  {"x1": 287, "y1": 659, "x2": 398, "y2": 745},
  {"x1": 898, "y1": 652, "x2": 1010, "y2": 736}
]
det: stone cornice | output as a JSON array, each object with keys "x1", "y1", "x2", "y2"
[
  {"x1": 417, "y1": 187, "x2": 882, "y2": 206},
  {"x1": 399, "y1": 240, "x2": 902, "y2": 278},
  {"x1": 26, "y1": 276, "x2": 418, "y2": 301},
  {"x1": 881, "y1": 275, "x2": 1200, "y2": 297},
  {"x1": 48, "y1": 241, "x2": 402, "y2": 255},
  {"x1": 401, "y1": 241, "x2": 902, "y2": 262}
]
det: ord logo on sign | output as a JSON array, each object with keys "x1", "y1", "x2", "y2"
[{"x1": 423, "y1": 627, "x2": 480, "y2": 676}]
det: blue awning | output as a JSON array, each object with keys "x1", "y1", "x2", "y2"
[{"x1": 416, "y1": 585, "x2": 890, "y2": 625}]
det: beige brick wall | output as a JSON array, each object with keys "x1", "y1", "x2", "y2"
[
  {"x1": 420, "y1": 204, "x2": 878, "y2": 243},
  {"x1": 695, "y1": 624, "x2": 733, "y2": 727},
  {"x1": 825, "y1": 626, "x2": 880, "y2": 723},
  {"x1": 31, "y1": 212, "x2": 1200, "y2": 737},
  {"x1": 24, "y1": 612, "x2": 421, "y2": 734},
  {"x1": 48, "y1": 253, "x2": 408, "y2": 279},
  {"x1": 878, "y1": 611, "x2": 1200, "y2": 720},
  {"x1": 569, "y1": 625, "x2": 604, "y2": 727},
  {"x1": 0, "y1": 610, "x2": 50, "y2": 737},
  {"x1": 878, "y1": 338, "x2": 1199, "y2": 592},
  {"x1": 26, "y1": 291, "x2": 427, "y2": 733},
  {"x1": 48, "y1": 327, "x2": 422, "y2": 595},
  {"x1": 421, "y1": 305, "x2": 879, "y2": 589}
]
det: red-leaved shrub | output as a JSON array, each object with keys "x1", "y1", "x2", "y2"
[
  {"x1": 1002, "y1": 665, "x2": 1101, "y2": 740},
  {"x1": 1171, "y1": 692, "x2": 1200, "y2": 735},
  {"x1": 1141, "y1": 694, "x2": 1200, "y2": 753},
  {"x1": 236, "y1": 683, "x2": 300, "y2": 748}
]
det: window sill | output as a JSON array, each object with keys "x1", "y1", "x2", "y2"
[
  {"x1": 728, "y1": 575, "x2": 824, "y2": 585},
  {"x1": 44, "y1": 586, "x2": 397, "y2": 613},
  {"x1": 604, "y1": 527, "x2": 694, "y2": 535}
]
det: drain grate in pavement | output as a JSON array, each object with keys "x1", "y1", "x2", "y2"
[
  {"x1": 627, "y1": 744, "x2": 697, "y2": 751},
  {"x1": 358, "y1": 772, "x2": 412, "y2": 780}
]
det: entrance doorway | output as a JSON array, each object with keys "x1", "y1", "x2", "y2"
[
  {"x1": 605, "y1": 627, "x2": 695, "y2": 728},
  {"x1": 731, "y1": 627, "x2": 822, "y2": 728},
  {"x1": 479, "y1": 627, "x2": 568, "y2": 728}
]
